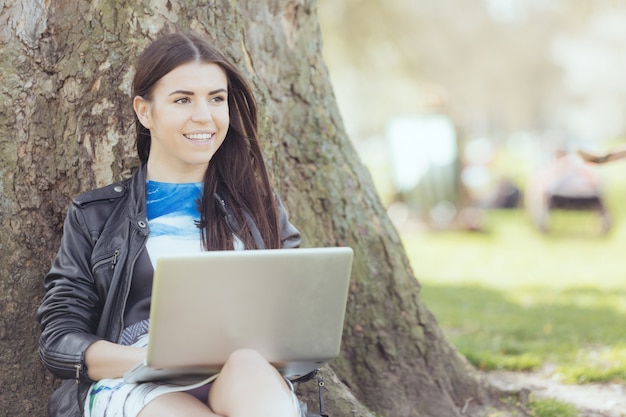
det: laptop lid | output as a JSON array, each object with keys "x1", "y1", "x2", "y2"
[{"x1": 124, "y1": 246, "x2": 353, "y2": 383}]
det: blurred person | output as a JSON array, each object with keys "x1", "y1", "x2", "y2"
[{"x1": 527, "y1": 148, "x2": 610, "y2": 233}]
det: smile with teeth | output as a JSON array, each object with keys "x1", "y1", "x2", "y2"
[{"x1": 185, "y1": 133, "x2": 214, "y2": 141}]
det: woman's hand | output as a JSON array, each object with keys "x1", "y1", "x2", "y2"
[{"x1": 85, "y1": 340, "x2": 147, "y2": 380}]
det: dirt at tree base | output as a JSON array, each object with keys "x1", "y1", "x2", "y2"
[{"x1": 484, "y1": 370, "x2": 626, "y2": 417}]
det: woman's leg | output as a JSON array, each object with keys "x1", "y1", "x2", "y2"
[
  {"x1": 208, "y1": 349, "x2": 300, "y2": 417},
  {"x1": 138, "y1": 392, "x2": 221, "y2": 417}
]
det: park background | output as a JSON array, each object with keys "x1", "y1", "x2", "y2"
[
  {"x1": 1, "y1": 1, "x2": 625, "y2": 415},
  {"x1": 319, "y1": 0, "x2": 626, "y2": 413}
]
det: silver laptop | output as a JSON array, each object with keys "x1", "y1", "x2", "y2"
[{"x1": 124, "y1": 247, "x2": 353, "y2": 384}]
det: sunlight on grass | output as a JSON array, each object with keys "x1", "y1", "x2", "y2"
[
  {"x1": 529, "y1": 397, "x2": 579, "y2": 417},
  {"x1": 561, "y1": 346, "x2": 626, "y2": 383},
  {"x1": 401, "y1": 178, "x2": 626, "y2": 384},
  {"x1": 483, "y1": 393, "x2": 579, "y2": 417}
]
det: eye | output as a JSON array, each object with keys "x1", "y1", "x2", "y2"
[
  {"x1": 210, "y1": 94, "x2": 227, "y2": 103},
  {"x1": 174, "y1": 97, "x2": 191, "y2": 104}
]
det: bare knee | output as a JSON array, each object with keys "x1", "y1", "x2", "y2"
[
  {"x1": 209, "y1": 349, "x2": 295, "y2": 416},
  {"x1": 221, "y1": 348, "x2": 272, "y2": 377},
  {"x1": 212, "y1": 348, "x2": 283, "y2": 396}
]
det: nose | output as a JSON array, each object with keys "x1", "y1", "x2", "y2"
[{"x1": 191, "y1": 100, "x2": 213, "y2": 122}]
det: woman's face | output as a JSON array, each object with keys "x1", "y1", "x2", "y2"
[{"x1": 134, "y1": 62, "x2": 230, "y2": 182}]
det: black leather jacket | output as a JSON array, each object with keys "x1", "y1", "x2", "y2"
[{"x1": 37, "y1": 163, "x2": 301, "y2": 416}]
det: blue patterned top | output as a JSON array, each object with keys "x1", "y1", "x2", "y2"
[{"x1": 145, "y1": 180, "x2": 203, "y2": 268}]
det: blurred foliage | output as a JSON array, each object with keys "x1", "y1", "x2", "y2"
[{"x1": 319, "y1": 0, "x2": 626, "y2": 143}]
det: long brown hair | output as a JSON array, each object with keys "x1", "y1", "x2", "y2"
[{"x1": 132, "y1": 32, "x2": 280, "y2": 250}]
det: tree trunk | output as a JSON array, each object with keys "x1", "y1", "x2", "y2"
[{"x1": 0, "y1": 1, "x2": 504, "y2": 416}]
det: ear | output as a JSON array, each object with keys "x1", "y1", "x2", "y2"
[{"x1": 133, "y1": 96, "x2": 153, "y2": 129}]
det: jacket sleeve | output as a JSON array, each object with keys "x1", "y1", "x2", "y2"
[
  {"x1": 275, "y1": 194, "x2": 302, "y2": 249},
  {"x1": 37, "y1": 204, "x2": 103, "y2": 382}
]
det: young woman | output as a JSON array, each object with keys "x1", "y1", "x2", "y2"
[{"x1": 37, "y1": 32, "x2": 305, "y2": 417}]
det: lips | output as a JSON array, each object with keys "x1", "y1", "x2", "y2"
[{"x1": 184, "y1": 132, "x2": 214, "y2": 141}]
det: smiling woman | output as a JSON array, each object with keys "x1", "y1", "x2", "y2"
[
  {"x1": 36, "y1": 32, "x2": 305, "y2": 417},
  {"x1": 133, "y1": 62, "x2": 230, "y2": 183}
]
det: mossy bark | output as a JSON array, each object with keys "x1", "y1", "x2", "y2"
[{"x1": 0, "y1": 1, "x2": 502, "y2": 416}]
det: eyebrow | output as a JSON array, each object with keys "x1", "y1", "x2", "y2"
[{"x1": 168, "y1": 88, "x2": 227, "y2": 96}]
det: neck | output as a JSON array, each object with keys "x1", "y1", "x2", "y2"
[{"x1": 146, "y1": 159, "x2": 207, "y2": 183}]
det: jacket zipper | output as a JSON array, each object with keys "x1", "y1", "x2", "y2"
[
  {"x1": 41, "y1": 351, "x2": 85, "y2": 383},
  {"x1": 75, "y1": 362, "x2": 82, "y2": 384},
  {"x1": 218, "y1": 197, "x2": 245, "y2": 243},
  {"x1": 116, "y1": 241, "x2": 145, "y2": 340},
  {"x1": 91, "y1": 248, "x2": 120, "y2": 273}
]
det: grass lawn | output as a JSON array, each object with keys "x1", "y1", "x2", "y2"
[{"x1": 401, "y1": 206, "x2": 626, "y2": 384}]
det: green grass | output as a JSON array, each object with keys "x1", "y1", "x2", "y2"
[
  {"x1": 481, "y1": 395, "x2": 579, "y2": 417},
  {"x1": 529, "y1": 397, "x2": 579, "y2": 417},
  {"x1": 402, "y1": 205, "x2": 626, "y2": 384}
]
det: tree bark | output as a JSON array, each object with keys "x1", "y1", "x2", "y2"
[{"x1": 1, "y1": 1, "x2": 503, "y2": 416}]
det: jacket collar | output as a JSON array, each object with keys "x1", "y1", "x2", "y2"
[{"x1": 128, "y1": 163, "x2": 149, "y2": 237}]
